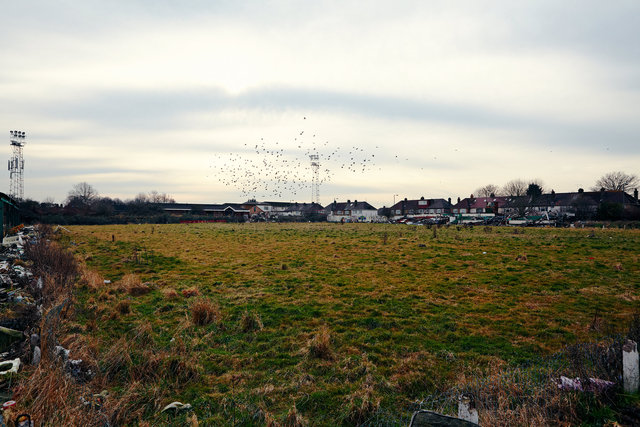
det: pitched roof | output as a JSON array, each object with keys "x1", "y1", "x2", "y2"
[
  {"x1": 159, "y1": 202, "x2": 249, "y2": 213},
  {"x1": 284, "y1": 202, "x2": 324, "y2": 213},
  {"x1": 390, "y1": 198, "x2": 453, "y2": 211},
  {"x1": 325, "y1": 200, "x2": 377, "y2": 211},
  {"x1": 452, "y1": 196, "x2": 511, "y2": 210},
  {"x1": 500, "y1": 190, "x2": 638, "y2": 208}
]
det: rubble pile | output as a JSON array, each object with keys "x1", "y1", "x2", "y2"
[
  {"x1": 0, "y1": 227, "x2": 37, "y2": 361},
  {"x1": 0, "y1": 226, "x2": 93, "y2": 425}
]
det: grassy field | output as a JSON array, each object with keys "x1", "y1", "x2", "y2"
[{"x1": 62, "y1": 223, "x2": 640, "y2": 424}]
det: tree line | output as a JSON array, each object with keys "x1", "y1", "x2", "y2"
[
  {"x1": 15, "y1": 171, "x2": 640, "y2": 225},
  {"x1": 19, "y1": 183, "x2": 181, "y2": 225},
  {"x1": 473, "y1": 171, "x2": 638, "y2": 198}
]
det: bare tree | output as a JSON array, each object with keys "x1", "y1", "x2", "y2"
[
  {"x1": 475, "y1": 184, "x2": 500, "y2": 197},
  {"x1": 502, "y1": 179, "x2": 528, "y2": 197},
  {"x1": 134, "y1": 192, "x2": 149, "y2": 204},
  {"x1": 67, "y1": 182, "x2": 98, "y2": 207},
  {"x1": 148, "y1": 190, "x2": 175, "y2": 203},
  {"x1": 591, "y1": 171, "x2": 639, "y2": 192}
]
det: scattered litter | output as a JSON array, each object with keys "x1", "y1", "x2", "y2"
[
  {"x1": 2, "y1": 235, "x2": 23, "y2": 248},
  {"x1": 104, "y1": 280, "x2": 111, "y2": 284},
  {"x1": 54, "y1": 345, "x2": 70, "y2": 363},
  {"x1": 14, "y1": 413, "x2": 33, "y2": 427},
  {"x1": 65, "y1": 358, "x2": 94, "y2": 383},
  {"x1": 0, "y1": 358, "x2": 21, "y2": 375},
  {"x1": 2, "y1": 400, "x2": 16, "y2": 410},
  {"x1": 161, "y1": 401, "x2": 193, "y2": 413},
  {"x1": 81, "y1": 390, "x2": 108, "y2": 409},
  {"x1": 482, "y1": 251, "x2": 487, "y2": 254}
]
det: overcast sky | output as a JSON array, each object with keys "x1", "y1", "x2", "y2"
[{"x1": 1, "y1": 1, "x2": 639, "y2": 207}]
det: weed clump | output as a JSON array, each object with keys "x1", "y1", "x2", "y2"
[
  {"x1": 182, "y1": 287, "x2": 200, "y2": 298},
  {"x1": 240, "y1": 310, "x2": 264, "y2": 332},
  {"x1": 79, "y1": 267, "x2": 104, "y2": 290},
  {"x1": 190, "y1": 298, "x2": 220, "y2": 326},
  {"x1": 344, "y1": 378, "x2": 381, "y2": 425},
  {"x1": 115, "y1": 300, "x2": 131, "y2": 315},
  {"x1": 284, "y1": 403, "x2": 308, "y2": 426},
  {"x1": 119, "y1": 273, "x2": 151, "y2": 296},
  {"x1": 308, "y1": 326, "x2": 332, "y2": 359},
  {"x1": 162, "y1": 288, "x2": 179, "y2": 299}
]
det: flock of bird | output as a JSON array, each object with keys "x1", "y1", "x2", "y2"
[{"x1": 208, "y1": 117, "x2": 381, "y2": 201}]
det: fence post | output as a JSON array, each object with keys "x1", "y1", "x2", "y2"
[
  {"x1": 458, "y1": 394, "x2": 479, "y2": 424},
  {"x1": 623, "y1": 339, "x2": 639, "y2": 394}
]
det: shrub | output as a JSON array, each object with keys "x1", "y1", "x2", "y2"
[{"x1": 25, "y1": 239, "x2": 78, "y2": 307}]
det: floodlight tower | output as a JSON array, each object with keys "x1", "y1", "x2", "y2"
[
  {"x1": 309, "y1": 154, "x2": 320, "y2": 204},
  {"x1": 8, "y1": 130, "x2": 26, "y2": 200}
]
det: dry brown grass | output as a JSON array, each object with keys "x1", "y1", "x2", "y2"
[
  {"x1": 115, "y1": 300, "x2": 131, "y2": 315},
  {"x1": 308, "y1": 325, "x2": 332, "y2": 359},
  {"x1": 11, "y1": 365, "x2": 104, "y2": 426},
  {"x1": 190, "y1": 298, "x2": 220, "y2": 326},
  {"x1": 79, "y1": 267, "x2": 104, "y2": 290},
  {"x1": 162, "y1": 287, "x2": 179, "y2": 299},
  {"x1": 283, "y1": 403, "x2": 308, "y2": 426},
  {"x1": 25, "y1": 239, "x2": 78, "y2": 307},
  {"x1": 182, "y1": 286, "x2": 200, "y2": 298},
  {"x1": 119, "y1": 273, "x2": 151, "y2": 296},
  {"x1": 344, "y1": 373, "x2": 381, "y2": 425}
]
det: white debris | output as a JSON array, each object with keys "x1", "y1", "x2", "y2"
[
  {"x1": 161, "y1": 401, "x2": 192, "y2": 412},
  {"x1": 55, "y1": 345, "x2": 70, "y2": 363},
  {"x1": 0, "y1": 358, "x2": 21, "y2": 375}
]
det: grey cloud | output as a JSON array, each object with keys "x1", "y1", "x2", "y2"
[
  {"x1": 33, "y1": 85, "x2": 640, "y2": 154},
  {"x1": 489, "y1": 1, "x2": 640, "y2": 63}
]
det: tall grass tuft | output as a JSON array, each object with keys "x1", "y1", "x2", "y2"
[
  {"x1": 308, "y1": 326, "x2": 332, "y2": 359},
  {"x1": 284, "y1": 403, "x2": 308, "y2": 426},
  {"x1": 240, "y1": 310, "x2": 264, "y2": 332},
  {"x1": 190, "y1": 298, "x2": 220, "y2": 326}
]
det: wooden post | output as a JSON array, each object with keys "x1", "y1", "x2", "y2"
[{"x1": 623, "y1": 339, "x2": 639, "y2": 394}]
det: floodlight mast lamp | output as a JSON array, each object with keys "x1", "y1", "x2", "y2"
[
  {"x1": 310, "y1": 154, "x2": 320, "y2": 205},
  {"x1": 8, "y1": 130, "x2": 26, "y2": 201}
]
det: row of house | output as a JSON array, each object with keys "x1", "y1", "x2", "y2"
[{"x1": 157, "y1": 188, "x2": 640, "y2": 223}]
